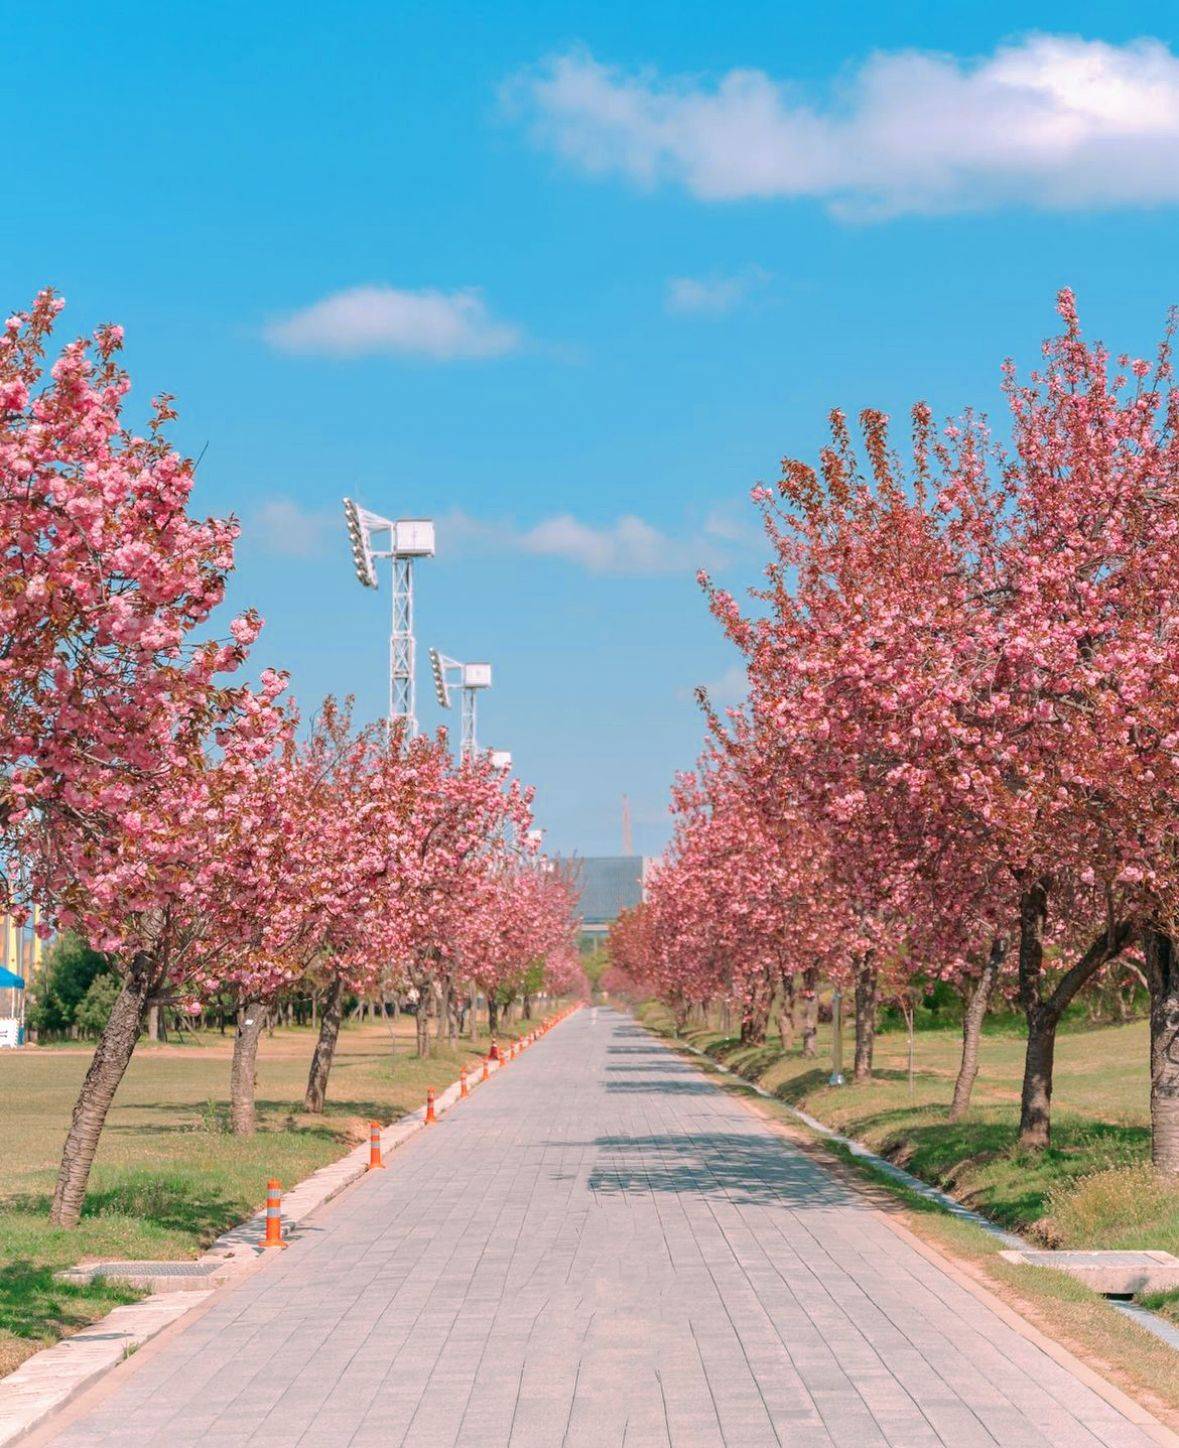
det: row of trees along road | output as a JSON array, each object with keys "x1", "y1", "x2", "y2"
[
  {"x1": 0, "y1": 291, "x2": 584, "y2": 1228},
  {"x1": 608, "y1": 292, "x2": 1179, "y2": 1176}
]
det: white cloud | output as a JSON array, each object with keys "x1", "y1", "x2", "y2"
[
  {"x1": 443, "y1": 508, "x2": 742, "y2": 576},
  {"x1": 665, "y1": 267, "x2": 770, "y2": 316},
  {"x1": 520, "y1": 513, "x2": 696, "y2": 572},
  {"x1": 250, "y1": 499, "x2": 757, "y2": 576},
  {"x1": 264, "y1": 284, "x2": 523, "y2": 359},
  {"x1": 251, "y1": 498, "x2": 334, "y2": 557},
  {"x1": 675, "y1": 662, "x2": 748, "y2": 708},
  {"x1": 703, "y1": 663, "x2": 748, "y2": 706},
  {"x1": 508, "y1": 36, "x2": 1179, "y2": 216}
]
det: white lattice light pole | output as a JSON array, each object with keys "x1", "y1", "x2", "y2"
[
  {"x1": 428, "y1": 648, "x2": 492, "y2": 758},
  {"x1": 343, "y1": 500, "x2": 435, "y2": 736}
]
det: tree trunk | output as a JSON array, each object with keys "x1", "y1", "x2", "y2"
[
  {"x1": 853, "y1": 957, "x2": 877, "y2": 1082},
  {"x1": 1016, "y1": 880, "x2": 1131, "y2": 1150},
  {"x1": 1144, "y1": 928, "x2": 1179, "y2": 1175},
  {"x1": 488, "y1": 997, "x2": 499, "y2": 1036},
  {"x1": 799, "y1": 968, "x2": 818, "y2": 1058},
  {"x1": 777, "y1": 976, "x2": 796, "y2": 1052},
  {"x1": 949, "y1": 937, "x2": 1005, "y2": 1122},
  {"x1": 50, "y1": 956, "x2": 155, "y2": 1227},
  {"x1": 740, "y1": 984, "x2": 771, "y2": 1046},
  {"x1": 435, "y1": 980, "x2": 449, "y2": 1041},
  {"x1": 415, "y1": 999, "x2": 431, "y2": 1058},
  {"x1": 523, "y1": 992, "x2": 534, "y2": 1021},
  {"x1": 230, "y1": 999, "x2": 266, "y2": 1136},
  {"x1": 303, "y1": 977, "x2": 345, "y2": 1113},
  {"x1": 1016, "y1": 879, "x2": 1052, "y2": 1148},
  {"x1": 1019, "y1": 1004, "x2": 1057, "y2": 1150},
  {"x1": 467, "y1": 990, "x2": 477, "y2": 1039}
]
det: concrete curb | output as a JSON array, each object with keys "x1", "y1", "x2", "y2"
[
  {"x1": 0, "y1": 1008, "x2": 581, "y2": 1445},
  {"x1": 0, "y1": 1294, "x2": 212, "y2": 1446}
]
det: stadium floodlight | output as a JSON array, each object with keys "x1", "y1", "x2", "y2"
[
  {"x1": 429, "y1": 647, "x2": 492, "y2": 758},
  {"x1": 489, "y1": 749, "x2": 512, "y2": 771},
  {"x1": 341, "y1": 499, "x2": 435, "y2": 736},
  {"x1": 343, "y1": 498, "x2": 380, "y2": 588},
  {"x1": 428, "y1": 648, "x2": 451, "y2": 710}
]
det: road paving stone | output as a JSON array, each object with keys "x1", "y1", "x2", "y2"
[{"x1": 46, "y1": 1008, "x2": 1169, "y2": 1447}]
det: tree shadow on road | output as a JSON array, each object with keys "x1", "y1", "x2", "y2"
[{"x1": 545, "y1": 1132, "x2": 855, "y2": 1208}]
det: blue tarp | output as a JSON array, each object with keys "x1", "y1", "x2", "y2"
[{"x1": 0, "y1": 967, "x2": 24, "y2": 989}]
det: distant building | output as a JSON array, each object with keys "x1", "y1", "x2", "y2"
[
  {"x1": 557, "y1": 856, "x2": 653, "y2": 950},
  {"x1": 1, "y1": 908, "x2": 44, "y2": 979}
]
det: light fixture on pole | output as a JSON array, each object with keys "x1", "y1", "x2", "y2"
[
  {"x1": 343, "y1": 500, "x2": 435, "y2": 736},
  {"x1": 428, "y1": 647, "x2": 491, "y2": 759}
]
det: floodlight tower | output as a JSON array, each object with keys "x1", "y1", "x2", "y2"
[
  {"x1": 428, "y1": 648, "x2": 492, "y2": 759},
  {"x1": 343, "y1": 500, "x2": 435, "y2": 736}
]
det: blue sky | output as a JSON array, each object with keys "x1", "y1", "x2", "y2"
[{"x1": 10, "y1": 3, "x2": 1179, "y2": 855}]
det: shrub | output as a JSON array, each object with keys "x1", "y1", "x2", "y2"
[
  {"x1": 1042, "y1": 1164, "x2": 1179, "y2": 1251},
  {"x1": 74, "y1": 972, "x2": 121, "y2": 1039},
  {"x1": 25, "y1": 933, "x2": 112, "y2": 1038}
]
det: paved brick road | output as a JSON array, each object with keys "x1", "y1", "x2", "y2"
[{"x1": 50, "y1": 1008, "x2": 1165, "y2": 1447}]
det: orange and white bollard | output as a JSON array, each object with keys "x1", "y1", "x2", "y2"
[
  {"x1": 482, "y1": 1056, "x2": 490, "y2": 1082},
  {"x1": 263, "y1": 1179, "x2": 286, "y2": 1248},
  {"x1": 460, "y1": 1064, "x2": 469, "y2": 1099},
  {"x1": 425, "y1": 1087, "x2": 437, "y2": 1125},
  {"x1": 369, "y1": 1121, "x2": 384, "y2": 1170}
]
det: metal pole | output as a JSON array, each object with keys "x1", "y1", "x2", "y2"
[
  {"x1": 829, "y1": 987, "x2": 845, "y2": 1086},
  {"x1": 390, "y1": 556, "x2": 417, "y2": 736},
  {"x1": 460, "y1": 686, "x2": 477, "y2": 759}
]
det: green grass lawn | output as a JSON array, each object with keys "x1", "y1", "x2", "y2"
[
  {"x1": 636, "y1": 1003, "x2": 1179, "y2": 1259},
  {"x1": 0, "y1": 1012, "x2": 534, "y2": 1376}
]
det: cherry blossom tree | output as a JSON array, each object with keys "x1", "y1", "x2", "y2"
[
  {"x1": 639, "y1": 293, "x2": 1179, "y2": 1171},
  {"x1": 0, "y1": 294, "x2": 296, "y2": 1225}
]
